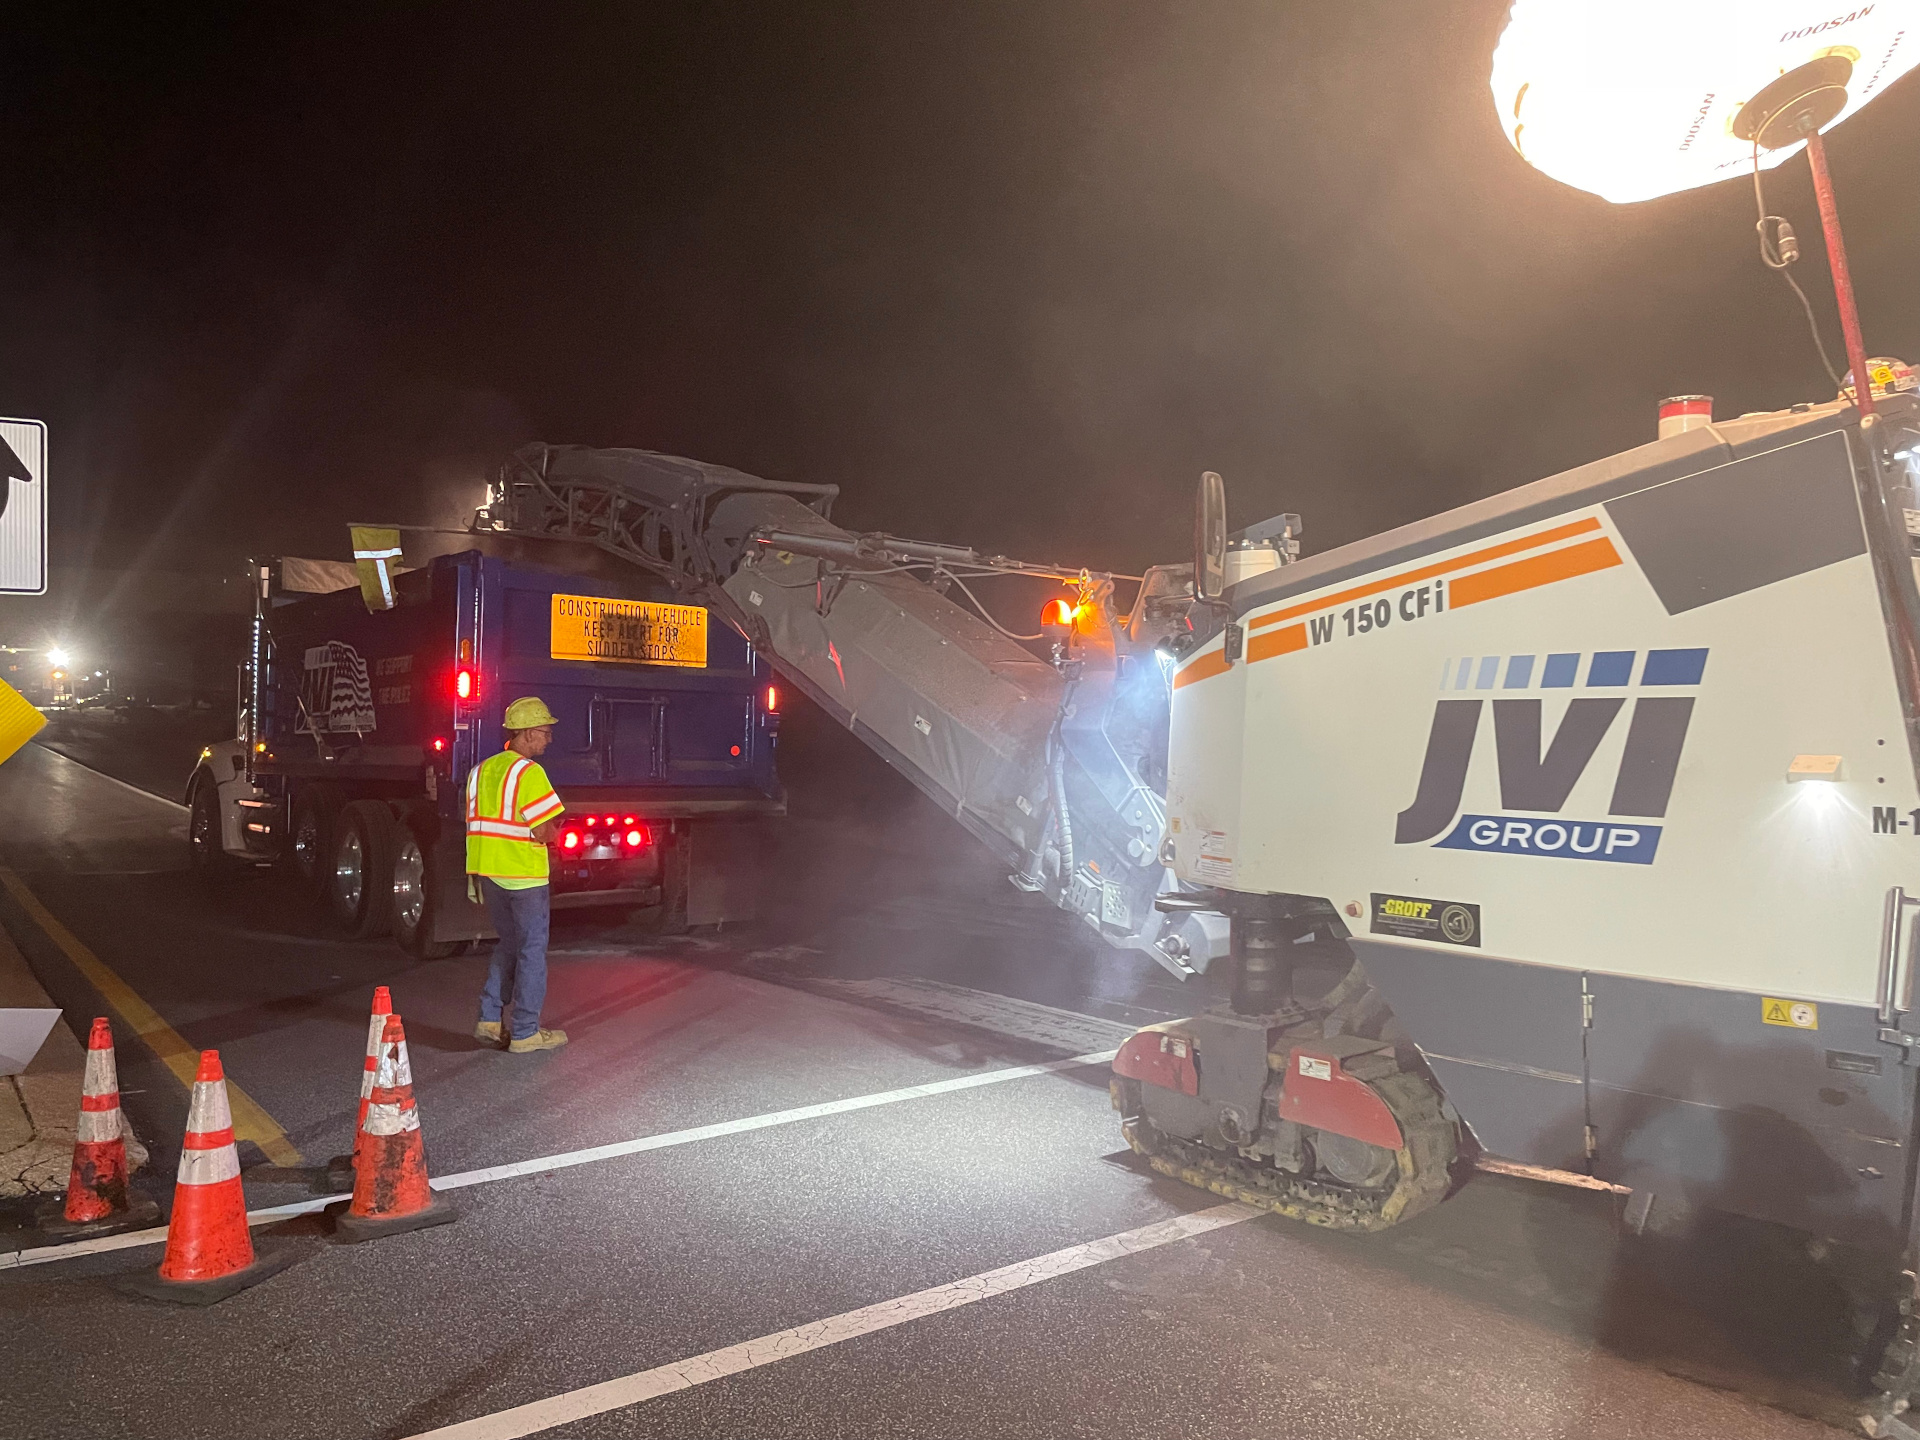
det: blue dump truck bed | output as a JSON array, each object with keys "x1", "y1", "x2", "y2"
[{"x1": 205, "y1": 550, "x2": 781, "y2": 953}]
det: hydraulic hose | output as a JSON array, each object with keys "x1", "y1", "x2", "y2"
[{"x1": 1051, "y1": 735, "x2": 1074, "y2": 882}]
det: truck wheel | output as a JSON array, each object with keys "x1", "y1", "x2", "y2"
[
  {"x1": 287, "y1": 783, "x2": 342, "y2": 904},
  {"x1": 391, "y1": 823, "x2": 458, "y2": 959},
  {"x1": 187, "y1": 778, "x2": 237, "y2": 881},
  {"x1": 329, "y1": 800, "x2": 397, "y2": 939}
]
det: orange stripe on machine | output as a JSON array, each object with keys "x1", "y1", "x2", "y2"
[
  {"x1": 1246, "y1": 517, "x2": 1602, "y2": 632},
  {"x1": 1172, "y1": 648, "x2": 1233, "y2": 691},
  {"x1": 1246, "y1": 623, "x2": 1306, "y2": 663},
  {"x1": 1447, "y1": 536, "x2": 1621, "y2": 608},
  {"x1": 1175, "y1": 516, "x2": 1622, "y2": 689}
]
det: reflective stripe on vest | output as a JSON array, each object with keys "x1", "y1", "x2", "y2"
[{"x1": 465, "y1": 751, "x2": 556, "y2": 879}]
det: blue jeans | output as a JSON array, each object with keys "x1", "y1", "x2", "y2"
[{"x1": 478, "y1": 879, "x2": 551, "y2": 1041}]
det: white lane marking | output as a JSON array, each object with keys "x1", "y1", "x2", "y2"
[
  {"x1": 797, "y1": 975, "x2": 1136, "y2": 1055},
  {"x1": 32, "y1": 742, "x2": 190, "y2": 812},
  {"x1": 405, "y1": 1202, "x2": 1257, "y2": 1440},
  {"x1": 0, "y1": 1049, "x2": 1119, "y2": 1270},
  {"x1": 429, "y1": 1048, "x2": 1117, "y2": 1191}
]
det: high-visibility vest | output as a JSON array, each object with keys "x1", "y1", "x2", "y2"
[{"x1": 465, "y1": 749, "x2": 565, "y2": 879}]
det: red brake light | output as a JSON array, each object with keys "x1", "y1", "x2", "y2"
[
  {"x1": 431, "y1": 737, "x2": 447, "y2": 753},
  {"x1": 584, "y1": 816, "x2": 596, "y2": 827},
  {"x1": 561, "y1": 831, "x2": 580, "y2": 850},
  {"x1": 622, "y1": 815, "x2": 636, "y2": 826},
  {"x1": 625, "y1": 828, "x2": 645, "y2": 847},
  {"x1": 454, "y1": 667, "x2": 476, "y2": 701}
]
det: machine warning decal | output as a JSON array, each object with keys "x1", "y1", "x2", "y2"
[
  {"x1": 551, "y1": 594, "x2": 708, "y2": 668},
  {"x1": 1370, "y1": 893, "x2": 1480, "y2": 948},
  {"x1": 1193, "y1": 830, "x2": 1234, "y2": 882},
  {"x1": 1762, "y1": 997, "x2": 1818, "y2": 1030}
]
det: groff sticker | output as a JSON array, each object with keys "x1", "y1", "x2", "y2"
[{"x1": 1370, "y1": 892, "x2": 1480, "y2": 948}]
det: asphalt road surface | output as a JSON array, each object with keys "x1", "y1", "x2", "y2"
[{"x1": 0, "y1": 709, "x2": 1886, "y2": 1439}]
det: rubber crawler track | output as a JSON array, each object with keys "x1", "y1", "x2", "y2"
[{"x1": 1122, "y1": 1068, "x2": 1459, "y2": 1233}]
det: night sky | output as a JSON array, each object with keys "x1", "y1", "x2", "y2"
[{"x1": 5, "y1": 3, "x2": 1919, "y2": 615}]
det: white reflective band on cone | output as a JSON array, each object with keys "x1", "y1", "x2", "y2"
[
  {"x1": 76, "y1": 1109, "x2": 121, "y2": 1144},
  {"x1": 360, "y1": 1012, "x2": 389, "y2": 1099},
  {"x1": 185, "y1": 1080, "x2": 233, "y2": 1134},
  {"x1": 176, "y1": 1145, "x2": 241, "y2": 1186},
  {"x1": 82, "y1": 1046, "x2": 118, "y2": 1097},
  {"x1": 362, "y1": 1101, "x2": 422, "y2": 1137},
  {"x1": 375, "y1": 1044, "x2": 414, "y2": 1089}
]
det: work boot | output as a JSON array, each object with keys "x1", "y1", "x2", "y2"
[
  {"x1": 507, "y1": 1028, "x2": 568, "y2": 1054},
  {"x1": 473, "y1": 1020, "x2": 505, "y2": 1047}
]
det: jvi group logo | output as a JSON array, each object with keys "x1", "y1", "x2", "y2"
[{"x1": 1393, "y1": 647, "x2": 1705, "y2": 866}]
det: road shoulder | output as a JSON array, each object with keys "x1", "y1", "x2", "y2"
[{"x1": 0, "y1": 917, "x2": 145, "y2": 1197}]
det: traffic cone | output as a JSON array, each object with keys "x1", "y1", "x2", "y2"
[
  {"x1": 122, "y1": 1050, "x2": 297, "y2": 1304},
  {"x1": 335, "y1": 1014, "x2": 455, "y2": 1242},
  {"x1": 36, "y1": 1017, "x2": 159, "y2": 1237},
  {"x1": 325, "y1": 985, "x2": 392, "y2": 1190}
]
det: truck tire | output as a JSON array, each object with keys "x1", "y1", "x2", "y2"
[
  {"x1": 186, "y1": 777, "x2": 239, "y2": 882},
  {"x1": 392, "y1": 820, "x2": 459, "y2": 959},
  {"x1": 329, "y1": 800, "x2": 397, "y2": 939},
  {"x1": 287, "y1": 783, "x2": 342, "y2": 904}
]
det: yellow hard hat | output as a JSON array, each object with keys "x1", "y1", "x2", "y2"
[{"x1": 503, "y1": 696, "x2": 559, "y2": 730}]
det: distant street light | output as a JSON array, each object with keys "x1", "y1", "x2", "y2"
[
  {"x1": 46, "y1": 646, "x2": 69, "y2": 669},
  {"x1": 1490, "y1": 1, "x2": 1920, "y2": 204}
]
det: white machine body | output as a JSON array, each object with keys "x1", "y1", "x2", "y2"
[{"x1": 1163, "y1": 396, "x2": 1920, "y2": 1242}]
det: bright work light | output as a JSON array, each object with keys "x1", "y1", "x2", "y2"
[
  {"x1": 45, "y1": 647, "x2": 69, "y2": 669},
  {"x1": 1490, "y1": 1, "x2": 1920, "y2": 203}
]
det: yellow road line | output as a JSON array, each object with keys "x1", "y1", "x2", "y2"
[{"x1": 0, "y1": 867, "x2": 302, "y2": 1166}]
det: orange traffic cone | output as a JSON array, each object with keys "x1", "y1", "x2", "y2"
[
  {"x1": 124, "y1": 1050, "x2": 296, "y2": 1304},
  {"x1": 38, "y1": 1018, "x2": 159, "y2": 1237},
  {"x1": 326, "y1": 985, "x2": 392, "y2": 1189},
  {"x1": 336, "y1": 1014, "x2": 455, "y2": 1242}
]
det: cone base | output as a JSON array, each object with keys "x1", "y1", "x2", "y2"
[
  {"x1": 119, "y1": 1245, "x2": 299, "y2": 1306},
  {"x1": 35, "y1": 1192, "x2": 161, "y2": 1240},
  {"x1": 333, "y1": 1196, "x2": 457, "y2": 1245}
]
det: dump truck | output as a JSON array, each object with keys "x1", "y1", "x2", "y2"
[{"x1": 185, "y1": 546, "x2": 786, "y2": 953}]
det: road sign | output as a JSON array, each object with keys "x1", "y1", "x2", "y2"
[{"x1": 0, "y1": 419, "x2": 47, "y2": 595}]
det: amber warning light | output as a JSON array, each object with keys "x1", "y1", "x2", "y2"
[
  {"x1": 766, "y1": 685, "x2": 779, "y2": 712},
  {"x1": 1040, "y1": 598, "x2": 1076, "y2": 629}
]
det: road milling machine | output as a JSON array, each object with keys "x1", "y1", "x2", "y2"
[{"x1": 472, "y1": 371, "x2": 1920, "y2": 1424}]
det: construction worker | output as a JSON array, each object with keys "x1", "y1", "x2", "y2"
[{"x1": 466, "y1": 696, "x2": 569, "y2": 1053}]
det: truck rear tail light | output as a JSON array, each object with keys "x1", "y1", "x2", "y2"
[
  {"x1": 561, "y1": 831, "x2": 581, "y2": 850},
  {"x1": 584, "y1": 815, "x2": 597, "y2": 827},
  {"x1": 431, "y1": 737, "x2": 447, "y2": 753},
  {"x1": 623, "y1": 826, "x2": 648, "y2": 848},
  {"x1": 766, "y1": 685, "x2": 779, "y2": 712},
  {"x1": 454, "y1": 666, "x2": 476, "y2": 701}
]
